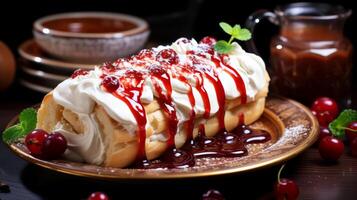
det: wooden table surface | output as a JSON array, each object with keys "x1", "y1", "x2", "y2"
[{"x1": 0, "y1": 84, "x2": 356, "y2": 200}]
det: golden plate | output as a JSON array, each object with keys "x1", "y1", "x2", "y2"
[{"x1": 4, "y1": 97, "x2": 318, "y2": 179}]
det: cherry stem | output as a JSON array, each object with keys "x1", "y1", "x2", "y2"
[
  {"x1": 277, "y1": 164, "x2": 286, "y2": 184},
  {"x1": 340, "y1": 127, "x2": 357, "y2": 132}
]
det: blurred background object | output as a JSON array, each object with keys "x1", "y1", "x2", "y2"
[
  {"x1": 0, "y1": 41, "x2": 16, "y2": 91},
  {"x1": 0, "y1": 0, "x2": 355, "y2": 107},
  {"x1": 33, "y1": 12, "x2": 149, "y2": 63},
  {"x1": 17, "y1": 11, "x2": 150, "y2": 92},
  {"x1": 18, "y1": 39, "x2": 96, "y2": 93},
  {"x1": 246, "y1": 2, "x2": 353, "y2": 106}
]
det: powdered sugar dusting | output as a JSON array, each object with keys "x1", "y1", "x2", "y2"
[{"x1": 265, "y1": 124, "x2": 309, "y2": 151}]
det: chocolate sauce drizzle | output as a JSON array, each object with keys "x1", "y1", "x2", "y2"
[{"x1": 134, "y1": 125, "x2": 270, "y2": 169}]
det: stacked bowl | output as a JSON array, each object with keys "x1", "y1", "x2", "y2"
[{"x1": 18, "y1": 12, "x2": 150, "y2": 93}]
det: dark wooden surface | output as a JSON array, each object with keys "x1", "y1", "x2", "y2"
[
  {"x1": 0, "y1": 1, "x2": 356, "y2": 199},
  {"x1": 0, "y1": 84, "x2": 357, "y2": 200}
]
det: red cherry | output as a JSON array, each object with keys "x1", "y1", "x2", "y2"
[
  {"x1": 205, "y1": 47, "x2": 215, "y2": 55},
  {"x1": 124, "y1": 69, "x2": 144, "y2": 78},
  {"x1": 345, "y1": 121, "x2": 357, "y2": 143},
  {"x1": 25, "y1": 129, "x2": 49, "y2": 158},
  {"x1": 42, "y1": 132, "x2": 67, "y2": 160},
  {"x1": 275, "y1": 178, "x2": 299, "y2": 200},
  {"x1": 311, "y1": 97, "x2": 339, "y2": 116},
  {"x1": 87, "y1": 192, "x2": 109, "y2": 200},
  {"x1": 71, "y1": 69, "x2": 88, "y2": 79},
  {"x1": 148, "y1": 64, "x2": 166, "y2": 77},
  {"x1": 319, "y1": 136, "x2": 344, "y2": 161},
  {"x1": 275, "y1": 164, "x2": 299, "y2": 200},
  {"x1": 351, "y1": 138, "x2": 357, "y2": 157},
  {"x1": 200, "y1": 36, "x2": 217, "y2": 46},
  {"x1": 175, "y1": 38, "x2": 191, "y2": 44},
  {"x1": 156, "y1": 48, "x2": 179, "y2": 65},
  {"x1": 101, "y1": 62, "x2": 118, "y2": 73},
  {"x1": 312, "y1": 110, "x2": 336, "y2": 127},
  {"x1": 102, "y1": 76, "x2": 120, "y2": 93},
  {"x1": 202, "y1": 189, "x2": 224, "y2": 200},
  {"x1": 136, "y1": 49, "x2": 154, "y2": 60},
  {"x1": 120, "y1": 70, "x2": 145, "y2": 89},
  {"x1": 318, "y1": 127, "x2": 332, "y2": 144},
  {"x1": 311, "y1": 97, "x2": 339, "y2": 126}
]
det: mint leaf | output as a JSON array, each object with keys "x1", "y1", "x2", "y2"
[
  {"x1": 219, "y1": 22, "x2": 233, "y2": 35},
  {"x1": 215, "y1": 22, "x2": 252, "y2": 54},
  {"x1": 2, "y1": 124, "x2": 24, "y2": 143},
  {"x1": 231, "y1": 24, "x2": 241, "y2": 37},
  {"x1": 2, "y1": 108, "x2": 37, "y2": 144},
  {"x1": 234, "y1": 28, "x2": 252, "y2": 41},
  {"x1": 214, "y1": 40, "x2": 234, "y2": 54},
  {"x1": 19, "y1": 108, "x2": 37, "y2": 134},
  {"x1": 329, "y1": 109, "x2": 357, "y2": 138}
]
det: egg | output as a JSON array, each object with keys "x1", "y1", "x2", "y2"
[{"x1": 0, "y1": 41, "x2": 16, "y2": 91}]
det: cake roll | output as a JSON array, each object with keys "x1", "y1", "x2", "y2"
[{"x1": 36, "y1": 38, "x2": 270, "y2": 168}]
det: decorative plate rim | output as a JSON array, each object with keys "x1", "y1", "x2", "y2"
[
  {"x1": 3, "y1": 97, "x2": 318, "y2": 179},
  {"x1": 18, "y1": 39, "x2": 96, "y2": 69}
]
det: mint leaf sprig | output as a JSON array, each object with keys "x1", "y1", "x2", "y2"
[
  {"x1": 214, "y1": 22, "x2": 252, "y2": 54},
  {"x1": 329, "y1": 109, "x2": 357, "y2": 139},
  {"x1": 2, "y1": 108, "x2": 37, "y2": 144}
]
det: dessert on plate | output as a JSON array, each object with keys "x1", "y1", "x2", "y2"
[{"x1": 36, "y1": 37, "x2": 270, "y2": 168}]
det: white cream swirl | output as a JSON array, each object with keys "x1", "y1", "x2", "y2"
[
  {"x1": 54, "y1": 113, "x2": 105, "y2": 164},
  {"x1": 51, "y1": 38, "x2": 269, "y2": 164}
]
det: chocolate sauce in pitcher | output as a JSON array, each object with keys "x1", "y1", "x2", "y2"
[
  {"x1": 270, "y1": 23, "x2": 353, "y2": 104},
  {"x1": 246, "y1": 3, "x2": 353, "y2": 105}
]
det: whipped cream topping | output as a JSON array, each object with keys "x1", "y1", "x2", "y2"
[
  {"x1": 51, "y1": 38, "x2": 269, "y2": 164},
  {"x1": 54, "y1": 113, "x2": 105, "y2": 164}
]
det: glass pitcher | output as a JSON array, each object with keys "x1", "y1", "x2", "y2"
[{"x1": 246, "y1": 2, "x2": 353, "y2": 105}]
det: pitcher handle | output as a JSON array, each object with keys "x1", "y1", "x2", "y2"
[{"x1": 245, "y1": 9, "x2": 279, "y2": 55}]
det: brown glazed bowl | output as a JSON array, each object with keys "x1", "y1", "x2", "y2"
[{"x1": 33, "y1": 12, "x2": 150, "y2": 64}]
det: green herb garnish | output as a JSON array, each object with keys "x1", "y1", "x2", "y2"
[
  {"x1": 2, "y1": 108, "x2": 37, "y2": 144},
  {"x1": 214, "y1": 22, "x2": 252, "y2": 54},
  {"x1": 329, "y1": 109, "x2": 357, "y2": 138}
]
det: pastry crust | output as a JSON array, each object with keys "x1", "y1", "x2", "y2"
[{"x1": 37, "y1": 72, "x2": 269, "y2": 168}]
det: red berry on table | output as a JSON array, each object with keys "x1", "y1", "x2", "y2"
[
  {"x1": 275, "y1": 178, "x2": 299, "y2": 200},
  {"x1": 318, "y1": 127, "x2": 332, "y2": 143},
  {"x1": 42, "y1": 132, "x2": 67, "y2": 160},
  {"x1": 102, "y1": 76, "x2": 120, "y2": 93},
  {"x1": 351, "y1": 138, "x2": 357, "y2": 157},
  {"x1": 345, "y1": 121, "x2": 357, "y2": 143},
  {"x1": 318, "y1": 136, "x2": 344, "y2": 161},
  {"x1": 25, "y1": 129, "x2": 49, "y2": 158},
  {"x1": 156, "y1": 48, "x2": 179, "y2": 65},
  {"x1": 311, "y1": 97, "x2": 339, "y2": 117},
  {"x1": 88, "y1": 192, "x2": 109, "y2": 200},
  {"x1": 312, "y1": 110, "x2": 336, "y2": 127},
  {"x1": 202, "y1": 189, "x2": 224, "y2": 200},
  {"x1": 275, "y1": 165, "x2": 299, "y2": 200},
  {"x1": 200, "y1": 36, "x2": 217, "y2": 46},
  {"x1": 311, "y1": 97, "x2": 339, "y2": 126}
]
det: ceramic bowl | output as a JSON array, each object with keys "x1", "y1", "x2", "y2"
[{"x1": 33, "y1": 12, "x2": 150, "y2": 64}]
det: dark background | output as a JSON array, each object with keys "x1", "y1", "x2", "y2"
[
  {"x1": 0, "y1": 0, "x2": 356, "y2": 90},
  {"x1": 0, "y1": 1, "x2": 356, "y2": 200}
]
